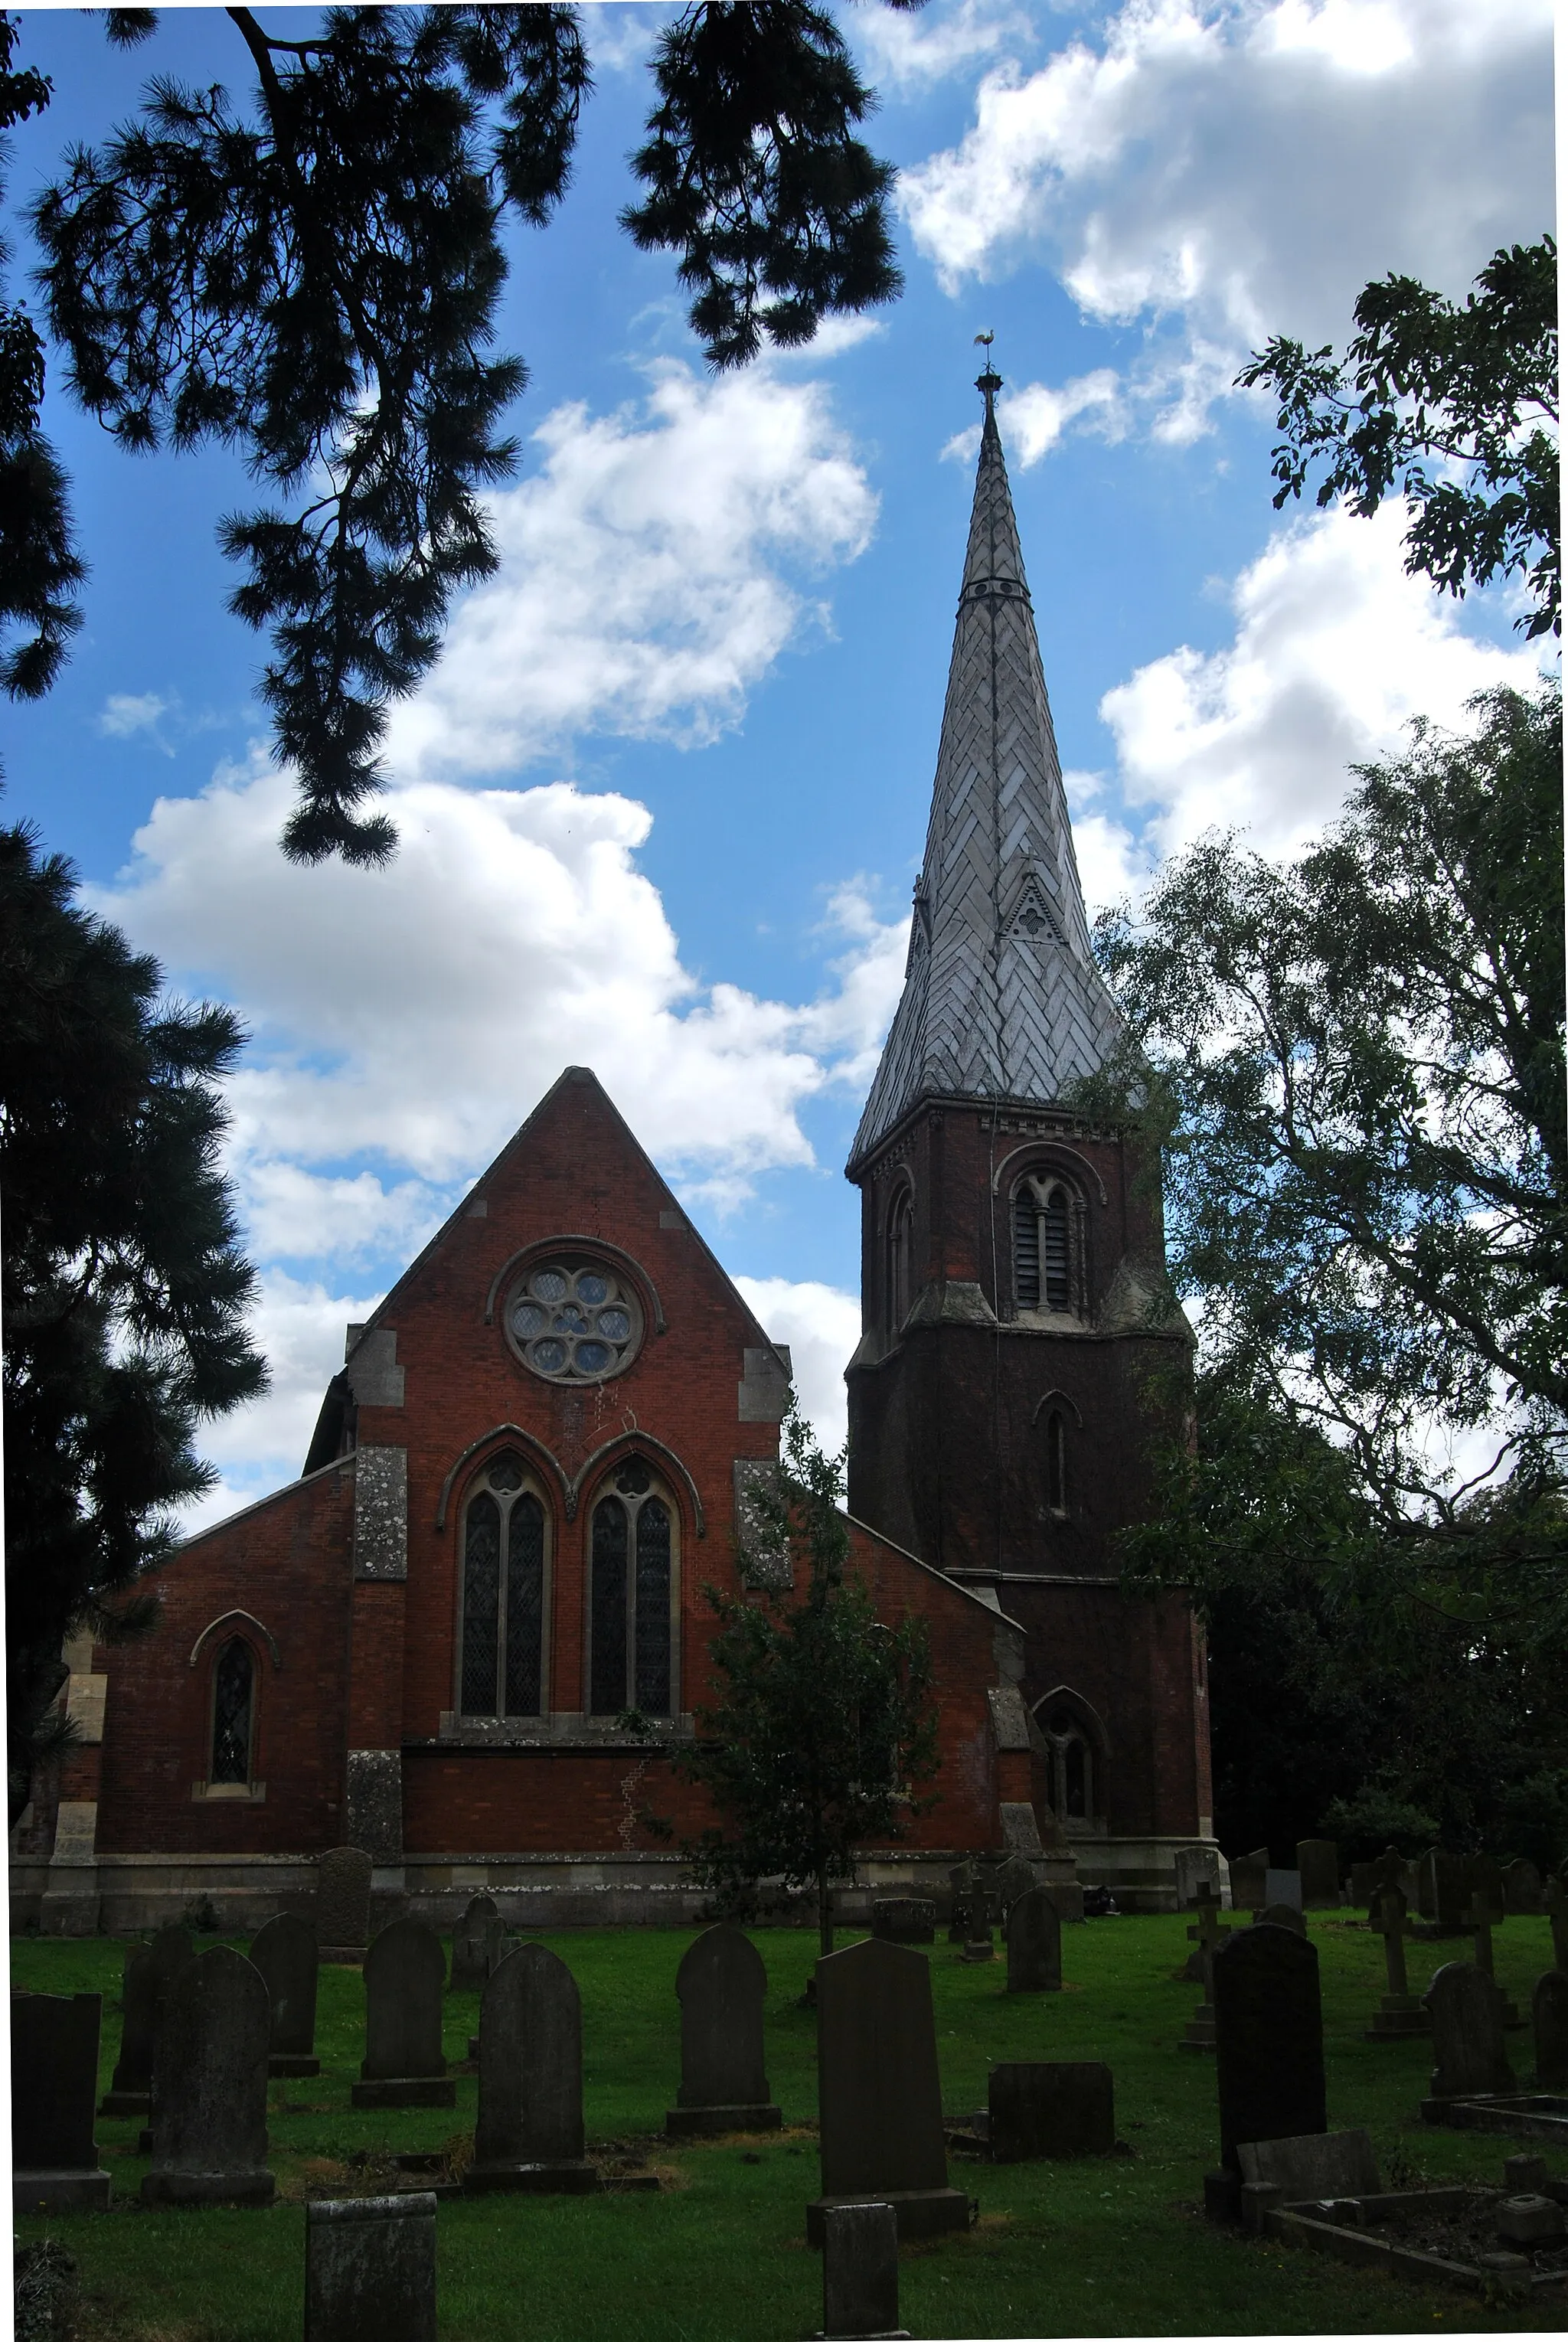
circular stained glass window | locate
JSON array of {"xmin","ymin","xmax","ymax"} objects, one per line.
[{"xmin": 503, "ymin": 1258, "xmax": 645, "ymax": 1384}]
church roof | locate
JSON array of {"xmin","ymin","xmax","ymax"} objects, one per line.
[{"xmin": 847, "ymin": 374, "xmax": 1123, "ymax": 1174}]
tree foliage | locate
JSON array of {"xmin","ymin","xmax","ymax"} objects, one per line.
[
  {"xmin": 1, "ymin": 822, "xmax": 266, "ymax": 1821},
  {"xmin": 674, "ymin": 1406, "xmax": 939, "ymax": 1952},
  {"xmin": 10, "ymin": 2, "xmax": 921, "ymax": 863},
  {"xmin": 1237, "ymin": 236, "xmax": 1559, "ymax": 639}
]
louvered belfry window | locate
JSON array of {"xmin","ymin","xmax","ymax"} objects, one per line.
[
  {"xmin": 459, "ymin": 1453, "xmax": 547, "ymax": 1719},
  {"xmin": 590, "ymin": 1460, "xmax": 675, "ymax": 1718},
  {"xmin": 1014, "ymin": 1175, "xmax": 1073, "ymax": 1312}
]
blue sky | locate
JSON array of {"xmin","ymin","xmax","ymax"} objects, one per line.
[{"xmin": 2, "ymin": 0, "xmax": 1554, "ymax": 1518}]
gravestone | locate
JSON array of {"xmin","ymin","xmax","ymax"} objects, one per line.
[
  {"xmin": 1348, "ymin": 1861, "xmax": 1377, "ymax": 1909},
  {"xmin": 1467, "ymin": 1852, "xmax": 1505, "ymax": 1911},
  {"xmin": 1503, "ymin": 1858, "xmax": 1544, "ymax": 1916},
  {"xmin": 666, "ymin": 1923, "xmax": 782, "ymax": 2137},
  {"xmin": 11, "ymin": 1993, "xmax": 112, "ymax": 2213},
  {"xmin": 466, "ymin": 1942, "xmax": 596, "ymax": 2191},
  {"xmin": 352, "ymin": 1918, "xmax": 456, "ymax": 2108},
  {"xmin": 1211, "ymin": 1923, "xmax": 1327, "ymax": 2177},
  {"xmin": 449, "ymin": 1894, "xmax": 501, "ymax": 1990},
  {"xmin": 100, "ymin": 1926, "xmax": 194, "ymax": 2115},
  {"xmin": 1462, "ymin": 1886, "xmax": 1523, "ymax": 2027},
  {"xmin": 1229, "ymin": 1849, "xmax": 1268, "ymax": 1912},
  {"xmin": 1236, "ymin": 2127, "xmax": 1379, "ymax": 2231},
  {"xmin": 1263, "ymin": 1869, "xmax": 1303, "ymax": 1912},
  {"xmin": 1253, "ymin": 1903, "xmax": 1306, "ymax": 1938},
  {"xmin": 141, "ymin": 1945, "xmax": 275, "ymax": 2205},
  {"xmin": 1419, "ymin": 1848, "xmax": 1467, "ymax": 1929},
  {"xmin": 994, "ymin": 1857, "xmax": 1038, "ymax": 1923},
  {"xmin": 1545, "ymin": 1872, "xmax": 1568, "ymax": 1972},
  {"xmin": 988, "ymin": 2063, "xmax": 1115, "ymax": 2161},
  {"xmin": 1533, "ymin": 1969, "xmax": 1568, "ymax": 2089},
  {"xmin": 1173, "ymin": 1846, "xmax": 1221, "ymax": 1909},
  {"xmin": 1296, "ymin": 1840, "xmax": 1341, "ymax": 1909},
  {"xmin": 1364, "ymin": 1884, "xmax": 1429, "ymax": 2039},
  {"xmin": 870, "ymin": 1899, "xmax": 936, "ymax": 1946},
  {"xmin": 1006, "ymin": 1886, "xmax": 1062, "ymax": 1994},
  {"xmin": 305, "ymin": 2191, "xmax": 437, "ymax": 2342},
  {"xmin": 1422, "ymin": 1961, "xmax": 1514, "ymax": 2109},
  {"xmin": 1181, "ymin": 1882, "xmax": 1228, "ymax": 2050},
  {"xmin": 807, "ymin": 1939, "xmax": 969, "ymax": 2242},
  {"xmin": 317, "ymin": 1846, "xmax": 374, "ymax": 1962},
  {"xmin": 946, "ymin": 1860, "xmax": 979, "ymax": 1945},
  {"xmin": 821, "ymin": 2201, "xmax": 903, "ymax": 2342},
  {"xmin": 250, "ymin": 1912, "xmax": 320, "ymax": 2077}
]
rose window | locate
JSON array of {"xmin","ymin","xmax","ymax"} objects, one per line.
[{"xmin": 504, "ymin": 1259, "xmax": 643, "ymax": 1383}]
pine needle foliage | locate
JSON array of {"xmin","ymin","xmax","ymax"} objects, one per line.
[{"xmin": 675, "ymin": 1404, "xmax": 939, "ymax": 1953}]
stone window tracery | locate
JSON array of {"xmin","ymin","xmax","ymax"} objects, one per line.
[
  {"xmin": 1036, "ymin": 1695, "xmax": 1102, "ymax": 1827},
  {"xmin": 459, "ymin": 1452, "xmax": 548, "ymax": 1719},
  {"xmin": 589, "ymin": 1460, "xmax": 677, "ymax": 1718},
  {"xmin": 1012, "ymin": 1173, "xmax": 1076, "ymax": 1315},
  {"xmin": 502, "ymin": 1257, "xmax": 644, "ymax": 1383}
]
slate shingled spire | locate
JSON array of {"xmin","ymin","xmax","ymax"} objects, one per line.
[{"xmin": 848, "ymin": 370, "xmax": 1122, "ymax": 1171}]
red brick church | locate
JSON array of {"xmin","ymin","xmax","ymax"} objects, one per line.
[{"xmin": 11, "ymin": 376, "xmax": 1213, "ymax": 1934}]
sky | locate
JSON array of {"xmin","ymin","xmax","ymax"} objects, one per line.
[{"xmin": 2, "ymin": 0, "xmax": 1555, "ymax": 1528}]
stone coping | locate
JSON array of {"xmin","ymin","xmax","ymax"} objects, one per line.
[{"xmin": 1265, "ymin": 2189, "xmax": 1568, "ymax": 2296}]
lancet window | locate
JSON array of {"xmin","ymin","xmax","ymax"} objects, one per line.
[
  {"xmin": 886, "ymin": 1182, "xmax": 913, "ymax": 1338},
  {"xmin": 459, "ymin": 1452, "xmax": 548, "ymax": 1719},
  {"xmin": 1012, "ymin": 1173, "xmax": 1075, "ymax": 1314},
  {"xmin": 589, "ymin": 1460, "xmax": 677, "ymax": 1719},
  {"xmin": 211, "ymin": 1637, "xmax": 255, "ymax": 1785}
]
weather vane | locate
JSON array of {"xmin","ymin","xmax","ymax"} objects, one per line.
[{"xmin": 974, "ymin": 328, "xmax": 1001, "ymax": 407}]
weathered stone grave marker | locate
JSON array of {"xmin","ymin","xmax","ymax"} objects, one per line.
[
  {"xmin": 1207, "ymin": 1920, "xmax": 1326, "ymax": 2220},
  {"xmin": 1533, "ymin": 1969, "xmax": 1568, "ymax": 2089},
  {"xmin": 870, "ymin": 1899, "xmax": 936, "ymax": 1945},
  {"xmin": 1421, "ymin": 1961, "xmax": 1514, "ymax": 2115},
  {"xmin": 946, "ymin": 1860, "xmax": 978, "ymax": 1945},
  {"xmin": 1252, "ymin": 1902, "xmax": 1306, "ymax": 1937},
  {"xmin": 12, "ymin": 1993, "xmax": 112, "ymax": 2213},
  {"xmin": 317, "ymin": 1845, "xmax": 374, "ymax": 1963},
  {"xmin": 1263, "ymin": 1868, "xmax": 1303, "ymax": 1912},
  {"xmin": 808, "ymin": 1939, "xmax": 968, "ymax": 2241},
  {"xmin": 1546, "ymin": 1872, "xmax": 1568, "ymax": 1971},
  {"xmin": 1462, "ymin": 1888, "xmax": 1523, "ymax": 2026},
  {"xmin": 1006, "ymin": 1886, "xmax": 1062, "ymax": 1994},
  {"xmin": 100, "ymin": 1926, "xmax": 194, "ymax": 2115},
  {"xmin": 1174, "ymin": 1845, "xmax": 1221, "ymax": 1910},
  {"xmin": 1181, "ymin": 1880, "xmax": 1227, "ymax": 2050},
  {"xmin": 1296, "ymin": 1839, "xmax": 1341, "ymax": 1909},
  {"xmin": 352, "ymin": 1918, "xmax": 456, "ymax": 2109},
  {"xmin": 250, "ymin": 1911, "xmax": 320, "ymax": 2076},
  {"xmin": 994, "ymin": 1855, "xmax": 1038, "ymax": 1922},
  {"xmin": 1504, "ymin": 1857, "xmax": 1544, "ymax": 1916},
  {"xmin": 142, "ymin": 1945, "xmax": 275, "ymax": 2205},
  {"xmin": 820, "ymin": 2201, "xmax": 905, "ymax": 2341},
  {"xmin": 466, "ymin": 1942, "xmax": 596, "ymax": 2191},
  {"xmin": 1236, "ymin": 2129, "xmax": 1379, "ymax": 2233},
  {"xmin": 1365, "ymin": 1883, "xmax": 1429, "ymax": 2039},
  {"xmin": 305, "ymin": 2191, "xmax": 437, "ymax": 2342},
  {"xmin": 1419, "ymin": 1848, "xmax": 1468, "ymax": 1930},
  {"xmin": 665, "ymin": 1923, "xmax": 782, "ymax": 2137},
  {"xmin": 988, "ymin": 2063, "xmax": 1115, "ymax": 2160},
  {"xmin": 449, "ymin": 1894, "xmax": 501, "ymax": 1990},
  {"xmin": 1229, "ymin": 1849, "xmax": 1268, "ymax": 1911}
]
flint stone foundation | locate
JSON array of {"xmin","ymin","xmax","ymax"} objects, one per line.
[{"xmin": 141, "ymin": 1945, "xmax": 275, "ymax": 2206}]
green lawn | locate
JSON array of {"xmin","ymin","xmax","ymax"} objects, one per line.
[{"xmin": 10, "ymin": 1913, "xmax": 1563, "ymax": 2340}]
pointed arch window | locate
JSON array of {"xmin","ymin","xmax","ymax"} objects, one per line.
[
  {"xmin": 1036, "ymin": 1695, "xmax": 1103, "ymax": 1827},
  {"xmin": 211, "ymin": 1638, "xmax": 255, "ymax": 1785},
  {"xmin": 1013, "ymin": 1174, "xmax": 1076, "ymax": 1314},
  {"xmin": 886, "ymin": 1183, "xmax": 913, "ymax": 1338},
  {"xmin": 1045, "ymin": 1409, "xmax": 1067, "ymax": 1514},
  {"xmin": 459, "ymin": 1452, "xmax": 549, "ymax": 1719},
  {"xmin": 590, "ymin": 1460, "xmax": 678, "ymax": 1718}
]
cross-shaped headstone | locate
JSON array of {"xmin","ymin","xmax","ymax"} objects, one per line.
[
  {"xmin": 1186, "ymin": 1880, "xmax": 1227, "ymax": 1994},
  {"xmin": 1371, "ymin": 1844, "xmax": 1405, "ymax": 1899},
  {"xmin": 1463, "ymin": 1887, "xmax": 1501, "ymax": 1979},
  {"xmin": 1370, "ymin": 1883, "xmax": 1413, "ymax": 1999}
]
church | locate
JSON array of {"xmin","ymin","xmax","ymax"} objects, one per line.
[{"xmin": 12, "ymin": 374, "xmax": 1214, "ymax": 1935}]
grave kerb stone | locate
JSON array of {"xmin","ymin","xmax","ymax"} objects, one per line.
[{"xmin": 305, "ymin": 2191, "xmax": 437, "ymax": 2342}]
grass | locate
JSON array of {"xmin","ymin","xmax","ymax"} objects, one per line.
[{"xmin": 10, "ymin": 1912, "xmax": 1565, "ymax": 2340}]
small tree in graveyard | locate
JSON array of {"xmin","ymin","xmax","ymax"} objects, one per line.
[{"xmin": 675, "ymin": 1403, "xmax": 939, "ymax": 1955}]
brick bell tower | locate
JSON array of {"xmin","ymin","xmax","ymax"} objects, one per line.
[{"xmin": 844, "ymin": 364, "xmax": 1214, "ymax": 1908}]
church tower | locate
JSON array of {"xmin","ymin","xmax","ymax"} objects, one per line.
[{"xmin": 845, "ymin": 367, "xmax": 1214, "ymax": 1902}]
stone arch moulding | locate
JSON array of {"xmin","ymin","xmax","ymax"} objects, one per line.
[
  {"xmin": 570, "ymin": 1431, "xmax": 705, "ymax": 1539},
  {"xmin": 990, "ymin": 1139, "xmax": 1107, "ymax": 1207},
  {"xmin": 188, "ymin": 1609, "xmax": 282, "ymax": 1672},
  {"xmin": 435, "ymin": 1424, "xmax": 570, "ymax": 1530},
  {"xmin": 1031, "ymin": 1387, "xmax": 1084, "ymax": 1427},
  {"xmin": 1032, "ymin": 1682, "xmax": 1112, "ymax": 1758},
  {"xmin": 482, "ymin": 1236, "xmax": 667, "ymax": 1334}
]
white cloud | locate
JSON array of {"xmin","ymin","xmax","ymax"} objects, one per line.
[
  {"xmin": 98, "ymin": 691, "xmax": 173, "ymax": 744},
  {"xmin": 387, "ymin": 364, "xmax": 877, "ymax": 779},
  {"xmin": 733, "ymin": 1276, "xmax": 862, "ymax": 1461},
  {"xmin": 945, "ymin": 367, "xmax": 1128, "ymax": 467},
  {"xmin": 855, "ymin": 0, "xmax": 1029, "ymax": 90},
  {"xmin": 901, "ymin": 0, "xmax": 1551, "ymax": 423},
  {"xmin": 1099, "ymin": 502, "xmax": 1544, "ymax": 861}
]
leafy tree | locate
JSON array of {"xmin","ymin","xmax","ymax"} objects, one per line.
[
  {"xmin": 2, "ymin": 822, "xmax": 266, "ymax": 1823},
  {"xmin": 6, "ymin": 1, "xmax": 920, "ymax": 863},
  {"xmin": 1237, "ymin": 237, "xmax": 1558, "ymax": 639},
  {"xmin": 1093, "ymin": 681, "xmax": 1567, "ymax": 1860},
  {"xmin": 674, "ymin": 1405, "xmax": 939, "ymax": 1953}
]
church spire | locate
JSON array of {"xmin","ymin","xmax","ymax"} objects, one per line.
[{"xmin": 847, "ymin": 369, "xmax": 1122, "ymax": 1172}]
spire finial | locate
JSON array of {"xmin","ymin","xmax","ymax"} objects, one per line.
[{"xmin": 974, "ymin": 329, "xmax": 1001, "ymax": 416}]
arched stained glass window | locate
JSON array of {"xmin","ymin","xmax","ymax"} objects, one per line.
[
  {"xmin": 1014, "ymin": 1175, "xmax": 1076, "ymax": 1314},
  {"xmin": 590, "ymin": 1462, "xmax": 678, "ymax": 1719},
  {"xmin": 211, "ymin": 1638, "xmax": 253, "ymax": 1784},
  {"xmin": 459, "ymin": 1457, "xmax": 549, "ymax": 1719}
]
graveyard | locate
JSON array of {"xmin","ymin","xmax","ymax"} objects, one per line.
[{"xmin": 12, "ymin": 1906, "xmax": 1566, "ymax": 2340}]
